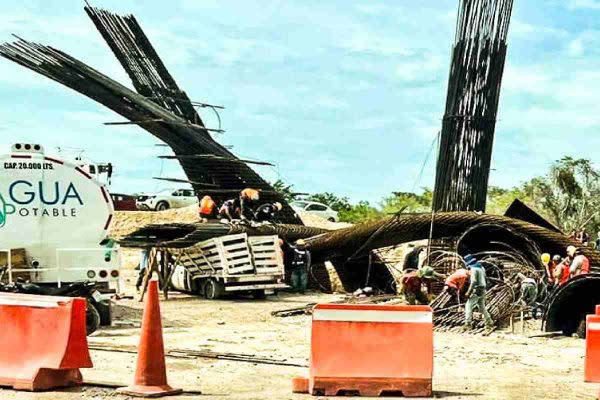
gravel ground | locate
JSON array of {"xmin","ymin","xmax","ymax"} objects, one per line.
[{"xmin": 0, "ymin": 270, "xmax": 597, "ymax": 399}]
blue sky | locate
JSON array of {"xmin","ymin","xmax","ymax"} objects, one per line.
[{"xmin": 0, "ymin": 0, "xmax": 598, "ymax": 205}]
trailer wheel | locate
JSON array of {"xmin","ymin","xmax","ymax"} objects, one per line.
[
  {"xmin": 204, "ymin": 279, "xmax": 224, "ymax": 300},
  {"xmin": 86, "ymin": 301, "xmax": 101, "ymax": 336},
  {"xmin": 252, "ymin": 290, "xmax": 267, "ymax": 300}
]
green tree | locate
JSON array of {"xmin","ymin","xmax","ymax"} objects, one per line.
[
  {"xmin": 380, "ymin": 189, "xmax": 432, "ymax": 215},
  {"xmin": 338, "ymin": 201, "xmax": 382, "ymax": 223},
  {"xmin": 520, "ymin": 157, "xmax": 600, "ymax": 233},
  {"xmin": 271, "ymin": 179, "xmax": 296, "ymax": 203},
  {"xmin": 307, "ymin": 192, "xmax": 352, "ymax": 212}
]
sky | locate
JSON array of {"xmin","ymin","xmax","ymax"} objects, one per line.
[{"xmin": 0, "ymin": 0, "xmax": 598, "ymax": 205}]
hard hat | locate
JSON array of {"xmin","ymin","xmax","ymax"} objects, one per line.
[
  {"xmin": 567, "ymin": 245, "xmax": 577, "ymax": 257},
  {"xmin": 552, "ymin": 255, "xmax": 561, "ymax": 262},
  {"xmin": 274, "ymin": 202, "xmax": 283, "ymax": 211},
  {"xmin": 241, "ymin": 188, "xmax": 260, "ymax": 200},
  {"xmin": 418, "ymin": 266, "xmax": 435, "ymax": 279},
  {"xmin": 296, "ymin": 239, "xmax": 306, "ymax": 246},
  {"xmin": 541, "ymin": 253, "xmax": 551, "ymax": 264},
  {"xmin": 463, "ymin": 254, "xmax": 477, "ymax": 266}
]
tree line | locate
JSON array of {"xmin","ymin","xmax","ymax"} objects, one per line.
[{"xmin": 273, "ymin": 157, "xmax": 600, "ymax": 235}]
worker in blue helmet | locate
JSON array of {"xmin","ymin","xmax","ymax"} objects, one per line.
[{"xmin": 463, "ymin": 254, "xmax": 494, "ymax": 330}]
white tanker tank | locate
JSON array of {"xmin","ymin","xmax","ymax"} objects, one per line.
[{"xmin": 0, "ymin": 143, "xmax": 120, "ymax": 285}]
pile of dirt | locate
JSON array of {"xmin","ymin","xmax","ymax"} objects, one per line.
[
  {"xmin": 109, "ymin": 205, "xmax": 351, "ymax": 240},
  {"xmin": 109, "ymin": 205, "xmax": 199, "ymax": 240},
  {"xmin": 297, "ymin": 212, "xmax": 352, "ymax": 230}
]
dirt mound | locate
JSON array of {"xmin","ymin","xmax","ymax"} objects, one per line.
[
  {"xmin": 109, "ymin": 204, "xmax": 199, "ymax": 240},
  {"xmin": 297, "ymin": 212, "xmax": 351, "ymax": 230}
]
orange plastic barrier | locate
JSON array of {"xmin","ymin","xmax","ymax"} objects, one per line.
[
  {"xmin": 0, "ymin": 292, "xmax": 92, "ymax": 391},
  {"xmin": 596, "ymin": 305, "xmax": 600, "ymax": 315},
  {"xmin": 293, "ymin": 304, "xmax": 433, "ymax": 397},
  {"xmin": 585, "ymin": 314, "xmax": 600, "ymax": 382}
]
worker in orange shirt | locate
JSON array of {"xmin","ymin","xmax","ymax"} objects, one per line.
[
  {"xmin": 239, "ymin": 188, "xmax": 260, "ymax": 220},
  {"xmin": 443, "ymin": 268, "xmax": 470, "ymax": 303},
  {"xmin": 198, "ymin": 195, "xmax": 217, "ymax": 222}
]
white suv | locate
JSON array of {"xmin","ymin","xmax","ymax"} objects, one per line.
[
  {"xmin": 136, "ymin": 189, "xmax": 197, "ymax": 211},
  {"xmin": 291, "ymin": 201, "xmax": 339, "ymax": 222}
]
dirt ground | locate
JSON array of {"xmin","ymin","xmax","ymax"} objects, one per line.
[{"xmin": 0, "ymin": 268, "xmax": 597, "ymax": 400}]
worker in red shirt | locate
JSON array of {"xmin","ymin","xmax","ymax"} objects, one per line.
[
  {"xmin": 401, "ymin": 266, "xmax": 444, "ymax": 305},
  {"xmin": 443, "ymin": 268, "xmax": 470, "ymax": 303},
  {"xmin": 568, "ymin": 245, "xmax": 590, "ymax": 277},
  {"xmin": 553, "ymin": 256, "xmax": 571, "ymax": 287}
]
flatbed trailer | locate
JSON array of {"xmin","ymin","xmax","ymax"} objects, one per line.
[{"xmin": 169, "ymin": 233, "xmax": 287, "ymax": 299}]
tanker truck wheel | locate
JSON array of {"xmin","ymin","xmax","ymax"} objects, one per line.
[
  {"xmin": 155, "ymin": 201, "xmax": 170, "ymax": 211},
  {"xmin": 86, "ymin": 301, "xmax": 101, "ymax": 335},
  {"xmin": 204, "ymin": 279, "xmax": 224, "ymax": 300}
]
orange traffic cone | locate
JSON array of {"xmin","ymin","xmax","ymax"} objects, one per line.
[{"xmin": 117, "ymin": 279, "xmax": 182, "ymax": 398}]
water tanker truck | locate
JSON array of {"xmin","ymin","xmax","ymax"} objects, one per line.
[{"xmin": 0, "ymin": 143, "xmax": 120, "ymax": 326}]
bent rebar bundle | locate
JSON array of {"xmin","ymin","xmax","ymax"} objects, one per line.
[
  {"xmin": 0, "ymin": 6, "xmax": 302, "ymax": 224},
  {"xmin": 303, "ymin": 212, "xmax": 600, "ymax": 267},
  {"xmin": 432, "ymin": 0, "xmax": 514, "ymax": 212}
]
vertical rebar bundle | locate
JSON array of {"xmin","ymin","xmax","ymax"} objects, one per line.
[{"xmin": 432, "ymin": 0, "xmax": 514, "ymax": 212}]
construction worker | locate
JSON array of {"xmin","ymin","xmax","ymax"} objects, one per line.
[
  {"xmin": 517, "ymin": 273, "xmax": 539, "ymax": 317},
  {"xmin": 403, "ymin": 245, "xmax": 423, "ymax": 271},
  {"xmin": 239, "ymin": 188, "xmax": 260, "ymax": 220},
  {"xmin": 401, "ymin": 266, "xmax": 443, "ymax": 305},
  {"xmin": 444, "ymin": 268, "xmax": 470, "ymax": 303},
  {"xmin": 290, "ymin": 239, "xmax": 311, "ymax": 293},
  {"xmin": 568, "ymin": 245, "xmax": 590, "ymax": 277},
  {"xmin": 553, "ymin": 255, "xmax": 570, "ymax": 287},
  {"xmin": 541, "ymin": 253, "xmax": 553, "ymax": 284},
  {"xmin": 254, "ymin": 202, "xmax": 283, "ymax": 222},
  {"xmin": 218, "ymin": 199, "xmax": 239, "ymax": 221},
  {"xmin": 135, "ymin": 248, "xmax": 150, "ymax": 292},
  {"xmin": 546, "ymin": 254, "xmax": 561, "ymax": 292},
  {"xmin": 463, "ymin": 254, "xmax": 494, "ymax": 330},
  {"xmin": 198, "ymin": 195, "xmax": 217, "ymax": 222}
]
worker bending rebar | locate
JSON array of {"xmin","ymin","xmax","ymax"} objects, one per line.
[
  {"xmin": 401, "ymin": 266, "xmax": 444, "ymax": 305},
  {"xmin": 463, "ymin": 255, "xmax": 494, "ymax": 330}
]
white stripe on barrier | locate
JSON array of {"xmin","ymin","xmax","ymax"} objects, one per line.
[
  {"xmin": 589, "ymin": 322, "xmax": 600, "ymax": 331},
  {"xmin": 313, "ymin": 308, "xmax": 432, "ymax": 323},
  {"xmin": 0, "ymin": 298, "xmax": 59, "ymax": 308}
]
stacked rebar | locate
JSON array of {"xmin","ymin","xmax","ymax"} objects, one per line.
[
  {"xmin": 432, "ymin": 0, "xmax": 514, "ymax": 212},
  {"xmin": 433, "ymin": 284, "xmax": 516, "ymax": 333}
]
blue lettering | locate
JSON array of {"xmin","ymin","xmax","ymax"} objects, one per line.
[
  {"xmin": 39, "ymin": 181, "xmax": 60, "ymax": 205},
  {"xmin": 9, "ymin": 180, "xmax": 34, "ymax": 205},
  {"xmin": 62, "ymin": 182, "xmax": 83, "ymax": 206}
]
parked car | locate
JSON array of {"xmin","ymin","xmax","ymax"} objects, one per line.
[
  {"xmin": 291, "ymin": 200, "xmax": 339, "ymax": 222},
  {"xmin": 110, "ymin": 193, "xmax": 137, "ymax": 211},
  {"xmin": 136, "ymin": 188, "xmax": 197, "ymax": 211}
]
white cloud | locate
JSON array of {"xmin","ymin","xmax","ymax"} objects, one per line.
[
  {"xmin": 502, "ymin": 65, "xmax": 553, "ymax": 95},
  {"xmin": 396, "ymin": 52, "xmax": 444, "ymax": 82},
  {"xmin": 567, "ymin": 0, "xmax": 600, "ymax": 9},
  {"xmin": 510, "ymin": 20, "xmax": 568, "ymax": 39}
]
